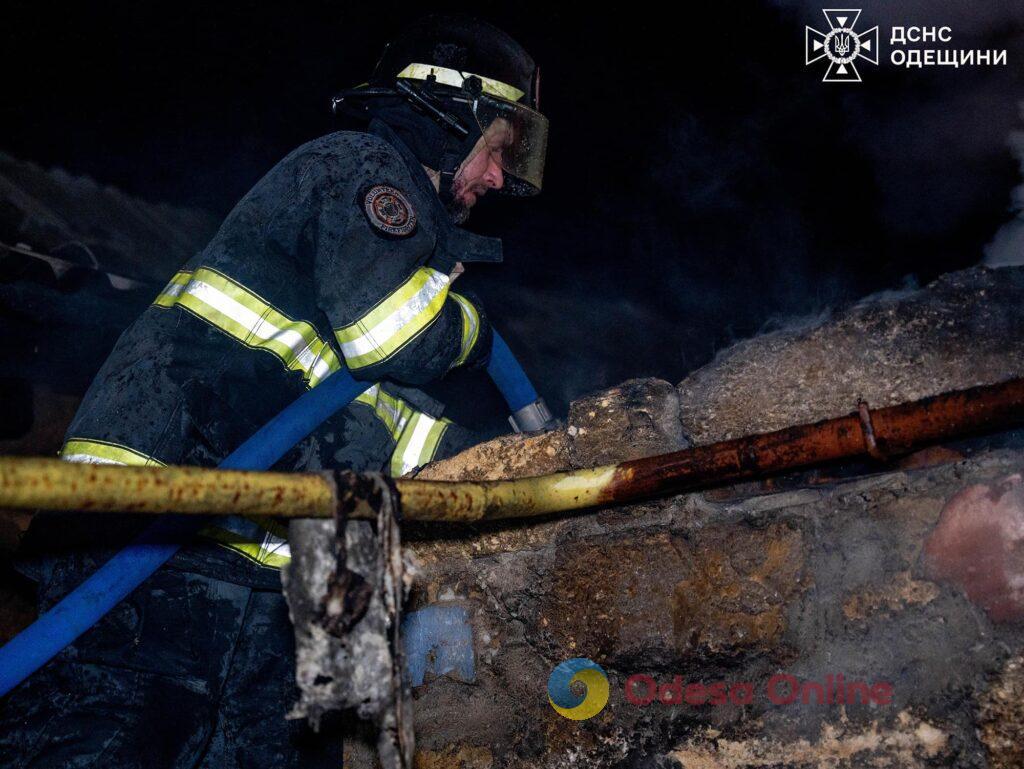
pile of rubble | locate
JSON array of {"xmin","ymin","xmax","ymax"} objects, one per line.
[{"xmin": 330, "ymin": 265, "xmax": 1024, "ymax": 768}]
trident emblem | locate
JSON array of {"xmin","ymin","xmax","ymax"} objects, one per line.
[{"xmin": 805, "ymin": 9, "xmax": 879, "ymax": 83}]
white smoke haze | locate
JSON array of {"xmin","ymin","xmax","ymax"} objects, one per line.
[
  {"xmin": 773, "ymin": 0, "xmax": 1024, "ymax": 263},
  {"xmin": 985, "ymin": 107, "xmax": 1024, "ymax": 268}
]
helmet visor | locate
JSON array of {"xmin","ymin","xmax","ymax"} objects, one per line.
[{"xmin": 471, "ymin": 94, "xmax": 548, "ymax": 195}]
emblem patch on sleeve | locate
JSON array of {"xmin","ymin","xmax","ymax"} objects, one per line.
[{"xmin": 362, "ymin": 184, "xmax": 417, "ymax": 237}]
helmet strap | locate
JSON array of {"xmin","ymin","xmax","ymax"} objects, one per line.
[
  {"xmin": 336, "ymin": 79, "xmax": 483, "ymax": 211},
  {"xmin": 437, "ymin": 141, "xmax": 464, "ymax": 206}
]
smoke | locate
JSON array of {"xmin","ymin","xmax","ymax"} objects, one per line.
[
  {"xmin": 985, "ymin": 110, "xmax": 1024, "ymax": 267},
  {"xmin": 773, "ymin": 0, "xmax": 1024, "ymax": 242},
  {"xmin": 466, "ymin": 0, "xmax": 1024, "ymax": 421},
  {"xmin": 4, "ymin": 1, "xmax": 1022, "ymax": 425}
]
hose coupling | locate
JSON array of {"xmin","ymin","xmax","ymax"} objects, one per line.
[{"xmin": 509, "ymin": 398, "xmax": 557, "ymax": 433}]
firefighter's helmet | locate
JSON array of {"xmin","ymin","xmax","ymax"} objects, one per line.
[{"xmin": 334, "ymin": 15, "xmax": 548, "ymax": 196}]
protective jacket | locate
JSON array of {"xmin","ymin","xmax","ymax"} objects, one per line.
[
  {"xmin": 54, "ymin": 118, "xmax": 498, "ymax": 578},
  {"xmin": 3, "ymin": 119, "xmax": 506, "ymax": 769}
]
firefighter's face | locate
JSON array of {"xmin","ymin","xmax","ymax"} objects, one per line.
[{"xmin": 452, "ymin": 121, "xmax": 509, "ymax": 207}]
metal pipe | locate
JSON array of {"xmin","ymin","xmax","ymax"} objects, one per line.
[
  {"xmin": 3, "ymin": 378, "xmax": 1024, "ymax": 522},
  {"xmin": 0, "ymin": 458, "xmax": 337, "ymax": 517}
]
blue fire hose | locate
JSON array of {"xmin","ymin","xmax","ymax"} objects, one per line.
[
  {"xmin": 487, "ymin": 332, "xmax": 536, "ymax": 410},
  {"xmin": 487, "ymin": 332, "xmax": 553, "ymax": 432},
  {"xmin": 0, "ymin": 331, "xmax": 546, "ymax": 697}
]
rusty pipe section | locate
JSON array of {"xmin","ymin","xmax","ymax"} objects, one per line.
[
  {"xmin": 592, "ymin": 376, "xmax": 1024, "ymax": 509},
  {"xmin": 2, "ymin": 378, "xmax": 1024, "ymax": 522},
  {"xmin": 397, "ymin": 377, "xmax": 1024, "ymax": 520}
]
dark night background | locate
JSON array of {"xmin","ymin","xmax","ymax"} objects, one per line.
[{"xmin": 3, "ymin": 0, "xmax": 1023, "ymax": 432}]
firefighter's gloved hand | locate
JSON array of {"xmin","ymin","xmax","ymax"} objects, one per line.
[{"xmin": 509, "ymin": 398, "xmax": 559, "ymax": 434}]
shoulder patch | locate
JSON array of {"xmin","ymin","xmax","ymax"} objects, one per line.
[{"xmin": 362, "ymin": 184, "xmax": 417, "ymax": 238}]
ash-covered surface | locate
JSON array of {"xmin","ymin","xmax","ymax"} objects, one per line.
[
  {"xmin": 283, "ymin": 518, "xmax": 395, "ymax": 726},
  {"xmin": 398, "ymin": 445, "xmax": 1024, "ymax": 769},
  {"xmin": 0, "ymin": 152, "xmax": 217, "ymax": 283},
  {"xmin": 677, "ymin": 265, "xmax": 1024, "ymax": 445},
  {"xmin": 284, "ymin": 471, "xmax": 418, "ymax": 768},
  {"xmin": 399, "ymin": 436, "xmax": 1024, "ymax": 765},
  {"xmin": 321, "ymin": 264, "xmax": 1024, "ymax": 767},
  {"xmin": 0, "ymin": 152, "xmax": 219, "ymax": 450}
]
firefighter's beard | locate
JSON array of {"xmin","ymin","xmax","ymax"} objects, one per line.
[
  {"xmin": 420, "ymin": 163, "xmax": 471, "ymax": 224},
  {"xmin": 446, "ymin": 192, "xmax": 471, "ymax": 225}
]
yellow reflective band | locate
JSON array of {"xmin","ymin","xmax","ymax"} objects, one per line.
[
  {"xmin": 334, "ymin": 267, "xmax": 450, "ymax": 370},
  {"xmin": 200, "ymin": 518, "xmax": 292, "ymax": 569},
  {"xmin": 354, "ymin": 384, "xmax": 414, "ymax": 441},
  {"xmin": 390, "ymin": 411, "xmax": 450, "ymax": 477},
  {"xmin": 397, "ymin": 63, "xmax": 525, "ymax": 102},
  {"xmin": 449, "ymin": 292, "xmax": 480, "ymax": 368},
  {"xmin": 60, "ymin": 438, "xmax": 291, "ymax": 569},
  {"xmin": 351, "ymin": 385, "xmax": 450, "ymax": 477},
  {"xmin": 154, "ymin": 268, "xmax": 341, "ymax": 388},
  {"xmin": 154, "ymin": 271, "xmax": 192, "ymax": 308},
  {"xmin": 60, "ymin": 438, "xmax": 165, "ymax": 467}
]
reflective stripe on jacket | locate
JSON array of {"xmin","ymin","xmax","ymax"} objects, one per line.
[{"xmin": 58, "ymin": 120, "xmax": 496, "ymax": 570}]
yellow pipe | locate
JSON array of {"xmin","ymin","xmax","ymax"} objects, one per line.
[
  {"xmin": 4, "ymin": 377, "xmax": 1024, "ymax": 523},
  {"xmin": 0, "ymin": 457, "xmax": 336, "ymax": 517},
  {"xmin": 394, "ymin": 465, "xmax": 620, "ymax": 522},
  {"xmin": 0, "ymin": 457, "xmax": 621, "ymax": 522}
]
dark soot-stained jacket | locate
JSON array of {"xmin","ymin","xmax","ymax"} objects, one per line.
[{"xmin": 57, "ymin": 119, "xmax": 498, "ymax": 574}]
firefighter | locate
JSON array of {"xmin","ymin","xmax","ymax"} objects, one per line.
[{"xmin": 1, "ymin": 15, "xmax": 548, "ymax": 767}]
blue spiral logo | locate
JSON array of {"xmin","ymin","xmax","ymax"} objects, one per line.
[{"xmin": 547, "ymin": 657, "xmax": 609, "ymax": 720}]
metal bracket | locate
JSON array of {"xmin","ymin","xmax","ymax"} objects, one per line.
[{"xmin": 858, "ymin": 400, "xmax": 888, "ymax": 461}]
